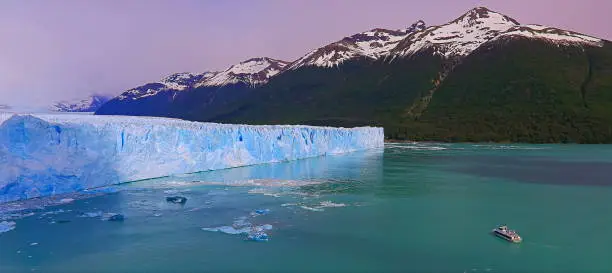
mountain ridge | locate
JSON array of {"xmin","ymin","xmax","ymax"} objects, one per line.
[
  {"xmin": 95, "ymin": 7, "xmax": 612, "ymax": 143},
  {"xmin": 52, "ymin": 95, "xmax": 112, "ymax": 112}
]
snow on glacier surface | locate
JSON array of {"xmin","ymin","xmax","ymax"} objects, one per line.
[{"xmin": 0, "ymin": 114, "xmax": 383, "ymax": 203}]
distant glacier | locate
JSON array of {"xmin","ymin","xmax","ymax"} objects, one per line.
[{"xmin": 0, "ymin": 114, "xmax": 383, "ymax": 203}]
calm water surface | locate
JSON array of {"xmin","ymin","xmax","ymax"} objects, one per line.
[{"xmin": 1, "ymin": 143, "xmax": 611, "ymax": 273}]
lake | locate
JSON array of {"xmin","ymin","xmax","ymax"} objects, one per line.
[{"xmin": 1, "ymin": 143, "xmax": 611, "ymax": 272}]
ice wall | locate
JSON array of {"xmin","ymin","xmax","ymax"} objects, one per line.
[{"xmin": 0, "ymin": 114, "xmax": 383, "ymax": 203}]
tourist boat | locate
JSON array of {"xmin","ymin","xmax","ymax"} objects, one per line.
[{"xmin": 492, "ymin": 225, "xmax": 522, "ymax": 243}]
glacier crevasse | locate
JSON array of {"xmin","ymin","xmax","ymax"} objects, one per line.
[{"xmin": 0, "ymin": 114, "xmax": 383, "ymax": 203}]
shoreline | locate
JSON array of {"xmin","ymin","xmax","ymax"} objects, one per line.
[{"xmin": 382, "ymin": 139, "xmax": 578, "ymax": 144}]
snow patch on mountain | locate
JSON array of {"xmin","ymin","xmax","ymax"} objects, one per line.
[
  {"xmin": 197, "ymin": 57, "xmax": 289, "ymax": 87},
  {"xmin": 117, "ymin": 72, "xmax": 216, "ymax": 101},
  {"xmin": 288, "ymin": 20, "xmax": 427, "ymax": 69},
  {"xmin": 394, "ymin": 7, "xmax": 519, "ymax": 58},
  {"xmin": 52, "ymin": 95, "xmax": 112, "ymax": 112},
  {"xmin": 393, "ymin": 7, "xmax": 604, "ymax": 59},
  {"xmin": 111, "ymin": 58, "xmax": 288, "ymax": 103},
  {"xmin": 493, "ymin": 24, "xmax": 603, "ymax": 46}
]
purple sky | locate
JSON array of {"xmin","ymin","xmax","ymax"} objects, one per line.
[{"xmin": 1, "ymin": 0, "xmax": 610, "ymax": 108}]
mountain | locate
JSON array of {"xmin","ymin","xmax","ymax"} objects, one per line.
[
  {"xmin": 95, "ymin": 23, "xmax": 426, "ymax": 119},
  {"xmin": 52, "ymin": 95, "xmax": 112, "ymax": 112},
  {"xmin": 95, "ymin": 57, "xmax": 288, "ymax": 117},
  {"xmin": 197, "ymin": 57, "xmax": 289, "ymax": 87},
  {"xmin": 97, "ymin": 7, "xmax": 612, "ymax": 143},
  {"xmin": 287, "ymin": 20, "xmax": 426, "ymax": 69}
]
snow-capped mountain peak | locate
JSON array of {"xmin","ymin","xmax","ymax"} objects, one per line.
[
  {"xmin": 113, "ymin": 58, "xmax": 288, "ymax": 102},
  {"xmin": 197, "ymin": 57, "xmax": 290, "ymax": 87},
  {"xmin": 392, "ymin": 7, "xmax": 604, "ymax": 59},
  {"xmin": 406, "ymin": 20, "xmax": 427, "ymax": 33},
  {"xmin": 52, "ymin": 95, "xmax": 112, "ymax": 112},
  {"xmin": 393, "ymin": 7, "xmax": 520, "ymax": 58},
  {"xmin": 159, "ymin": 72, "xmax": 217, "ymax": 90},
  {"xmin": 117, "ymin": 72, "xmax": 217, "ymax": 101},
  {"xmin": 287, "ymin": 20, "xmax": 427, "ymax": 69}
]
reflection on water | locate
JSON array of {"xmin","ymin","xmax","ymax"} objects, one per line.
[{"xmin": 131, "ymin": 148, "xmax": 384, "ymax": 190}]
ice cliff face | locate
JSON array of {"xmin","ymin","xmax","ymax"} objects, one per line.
[{"xmin": 0, "ymin": 114, "xmax": 383, "ymax": 203}]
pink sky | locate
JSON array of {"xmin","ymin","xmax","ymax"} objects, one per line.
[{"xmin": 0, "ymin": 0, "xmax": 610, "ymax": 108}]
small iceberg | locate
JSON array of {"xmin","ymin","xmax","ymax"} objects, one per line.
[
  {"xmin": 41, "ymin": 209, "xmax": 66, "ymax": 217},
  {"xmin": 166, "ymin": 196, "xmax": 188, "ymax": 204},
  {"xmin": 102, "ymin": 213, "xmax": 125, "ymax": 222},
  {"xmin": 247, "ymin": 225, "xmax": 273, "ymax": 242},
  {"xmin": 78, "ymin": 211, "xmax": 124, "ymax": 221},
  {"xmin": 202, "ymin": 216, "xmax": 273, "ymax": 242},
  {"xmin": 201, "ymin": 226, "xmax": 252, "ymax": 235},
  {"xmin": 58, "ymin": 198, "xmax": 75, "ymax": 204},
  {"xmin": 300, "ymin": 206, "xmax": 324, "ymax": 212},
  {"xmin": 318, "ymin": 201, "xmax": 346, "ymax": 208},
  {"xmin": 250, "ymin": 209, "xmax": 270, "ymax": 217},
  {"xmin": 0, "ymin": 221, "xmax": 16, "ymax": 234},
  {"xmin": 247, "ymin": 231, "xmax": 269, "ymax": 242},
  {"xmin": 78, "ymin": 211, "xmax": 103, "ymax": 218},
  {"xmin": 299, "ymin": 201, "xmax": 347, "ymax": 212},
  {"xmin": 1, "ymin": 212, "xmax": 35, "ymax": 221}
]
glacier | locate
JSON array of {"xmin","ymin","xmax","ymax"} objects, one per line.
[{"xmin": 0, "ymin": 113, "xmax": 383, "ymax": 203}]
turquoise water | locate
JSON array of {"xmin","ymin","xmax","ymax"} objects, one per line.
[{"xmin": 1, "ymin": 143, "xmax": 612, "ymax": 272}]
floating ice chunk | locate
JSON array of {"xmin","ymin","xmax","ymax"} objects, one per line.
[
  {"xmin": 166, "ymin": 196, "xmax": 187, "ymax": 204},
  {"xmin": 318, "ymin": 201, "xmax": 346, "ymax": 208},
  {"xmin": 202, "ymin": 216, "xmax": 273, "ymax": 241},
  {"xmin": 246, "ymin": 225, "xmax": 272, "ymax": 242},
  {"xmin": 202, "ymin": 226, "xmax": 252, "ymax": 235},
  {"xmin": 41, "ymin": 209, "xmax": 65, "ymax": 217},
  {"xmin": 101, "ymin": 213, "xmax": 125, "ymax": 221},
  {"xmin": 251, "ymin": 209, "xmax": 270, "ymax": 217},
  {"xmin": 0, "ymin": 221, "xmax": 16, "ymax": 234},
  {"xmin": 247, "ymin": 231, "xmax": 269, "ymax": 242},
  {"xmin": 202, "ymin": 216, "xmax": 255, "ymax": 234},
  {"xmin": 300, "ymin": 206, "xmax": 324, "ymax": 212},
  {"xmin": 232, "ymin": 217, "xmax": 252, "ymax": 229},
  {"xmin": 260, "ymin": 224, "xmax": 273, "ymax": 230},
  {"xmin": 79, "ymin": 211, "xmax": 103, "ymax": 218},
  {"xmin": 1, "ymin": 212, "xmax": 35, "ymax": 221},
  {"xmin": 58, "ymin": 198, "xmax": 75, "ymax": 204},
  {"xmin": 255, "ymin": 209, "xmax": 270, "ymax": 214}
]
